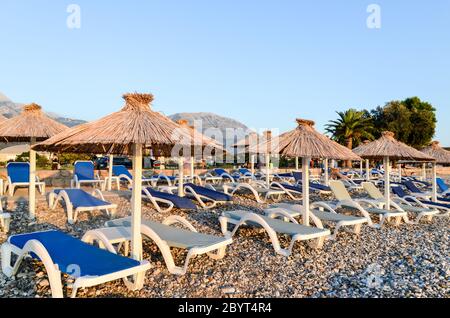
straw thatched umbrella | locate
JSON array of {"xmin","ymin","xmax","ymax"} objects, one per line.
[
  {"xmin": 249, "ymin": 119, "xmax": 361, "ymax": 226},
  {"xmin": 0, "ymin": 114, "xmax": 7, "ymax": 123},
  {"xmin": 0, "ymin": 104, "xmax": 67, "ymax": 218},
  {"xmin": 176, "ymin": 119, "xmax": 226, "ymax": 186},
  {"xmin": 34, "ymin": 93, "xmax": 196, "ymax": 265},
  {"xmin": 353, "ymin": 131, "xmax": 435, "ymax": 206},
  {"xmin": 421, "ymin": 141, "xmax": 450, "ymax": 164}
]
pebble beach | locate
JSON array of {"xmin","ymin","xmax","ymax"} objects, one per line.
[{"xmin": 0, "ymin": 188, "xmax": 448, "ymax": 299}]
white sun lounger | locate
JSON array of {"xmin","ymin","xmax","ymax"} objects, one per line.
[
  {"xmin": 329, "ymin": 180, "xmax": 408, "ymax": 229},
  {"xmin": 362, "ymin": 182, "xmax": 439, "ymax": 224},
  {"xmin": 229, "ymin": 181, "xmax": 287, "ymax": 203},
  {"xmin": 48, "ymin": 188, "xmax": 117, "ymax": 224},
  {"xmin": 1, "ymin": 230, "xmax": 150, "ymax": 298},
  {"xmin": 266, "ymin": 203, "xmax": 367, "ymax": 240},
  {"xmin": 219, "ymin": 210, "xmax": 330, "ymax": 257},
  {"xmin": 84, "ymin": 216, "xmax": 232, "ymax": 275},
  {"xmin": 0, "ymin": 201, "xmax": 11, "ymax": 232}
]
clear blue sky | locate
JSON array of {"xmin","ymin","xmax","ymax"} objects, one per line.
[{"xmin": 1, "ymin": 0, "xmax": 449, "ymax": 144}]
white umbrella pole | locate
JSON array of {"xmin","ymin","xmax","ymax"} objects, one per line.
[
  {"xmin": 398, "ymin": 163, "xmax": 402, "ymax": 183},
  {"xmin": 422, "ymin": 163, "xmax": 427, "ymax": 181},
  {"xmin": 295, "ymin": 157, "xmax": 299, "ymax": 170},
  {"xmin": 131, "ymin": 143, "xmax": 143, "ymax": 261},
  {"xmin": 250, "ymin": 154, "xmax": 255, "ymax": 176},
  {"xmin": 324, "ymin": 159, "xmax": 329, "ymax": 186},
  {"xmin": 366, "ymin": 159, "xmax": 370, "ymax": 181},
  {"xmin": 265, "ymin": 153, "xmax": 270, "ymax": 187},
  {"xmin": 178, "ymin": 157, "xmax": 184, "ymax": 197},
  {"xmin": 190, "ymin": 156, "xmax": 195, "ymax": 182},
  {"xmin": 360, "ymin": 160, "xmax": 363, "ymax": 176},
  {"xmin": 107, "ymin": 154, "xmax": 113, "ymax": 191},
  {"xmin": 384, "ymin": 156, "xmax": 391, "ymax": 210},
  {"xmin": 302, "ymin": 157, "xmax": 311, "ymax": 226},
  {"xmin": 29, "ymin": 137, "xmax": 36, "ymax": 219},
  {"xmin": 432, "ymin": 162, "xmax": 438, "ymax": 202}
]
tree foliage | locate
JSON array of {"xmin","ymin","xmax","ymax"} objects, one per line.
[{"xmin": 327, "ymin": 97, "xmax": 437, "ymax": 149}]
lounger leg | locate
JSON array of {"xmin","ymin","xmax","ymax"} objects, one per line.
[
  {"xmin": 393, "ymin": 216, "xmax": 402, "ymax": 226},
  {"xmin": 207, "ymin": 246, "xmax": 227, "ymax": 260},
  {"xmin": 352, "ymin": 223, "xmax": 362, "ymax": 235},
  {"xmin": 219, "ymin": 217, "xmax": 230, "ymax": 235},
  {"xmin": 308, "ymin": 237, "xmax": 325, "ymax": 249}
]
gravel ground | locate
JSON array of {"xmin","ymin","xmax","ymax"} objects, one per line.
[{"xmin": 0, "ymin": 188, "xmax": 448, "ymax": 298}]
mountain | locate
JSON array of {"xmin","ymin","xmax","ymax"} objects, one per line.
[
  {"xmin": 169, "ymin": 112, "xmax": 252, "ymax": 148},
  {"xmin": 0, "ymin": 92, "xmax": 86, "ymax": 127}
]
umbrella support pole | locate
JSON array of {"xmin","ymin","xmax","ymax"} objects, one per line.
[
  {"xmin": 29, "ymin": 137, "xmax": 36, "ymax": 219},
  {"xmin": 384, "ymin": 156, "xmax": 391, "ymax": 210},
  {"xmin": 265, "ymin": 153, "xmax": 270, "ymax": 187},
  {"xmin": 432, "ymin": 163, "xmax": 438, "ymax": 202},
  {"xmin": 131, "ymin": 143, "xmax": 143, "ymax": 262},
  {"xmin": 366, "ymin": 159, "xmax": 370, "ymax": 181},
  {"xmin": 108, "ymin": 154, "xmax": 114, "ymax": 191},
  {"xmin": 324, "ymin": 159, "xmax": 329, "ymax": 186},
  {"xmin": 302, "ymin": 157, "xmax": 311, "ymax": 226},
  {"xmin": 178, "ymin": 157, "xmax": 184, "ymax": 197}
]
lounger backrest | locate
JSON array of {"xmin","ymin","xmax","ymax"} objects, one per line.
[
  {"xmin": 329, "ymin": 181, "xmax": 352, "ymax": 201},
  {"xmin": 113, "ymin": 165, "xmax": 133, "ymax": 179},
  {"xmin": 7, "ymin": 162, "xmax": 30, "ymax": 183},
  {"xmin": 74, "ymin": 161, "xmax": 95, "ymax": 181},
  {"xmin": 392, "ymin": 186, "xmax": 407, "ymax": 198},
  {"xmin": 292, "ymin": 172, "xmax": 302, "ymax": 182},
  {"xmin": 436, "ymin": 178, "xmax": 448, "ymax": 192},
  {"xmin": 362, "ymin": 182, "xmax": 384, "ymax": 200},
  {"xmin": 403, "ymin": 181, "xmax": 421, "ymax": 193},
  {"xmin": 214, "ymin": 168, "xmax": 227, "ymax": 176},
  {"xmin": 239, "ymin": 168, "xmax": 250, "ymax": 175}
]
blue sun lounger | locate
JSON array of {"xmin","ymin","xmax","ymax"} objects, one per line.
[
  {"xmin": 436, "ymin": 178, "xmax": 450, "ymax": 196},
  {"xmin": 4, "ymin": 162, "xmax": 46, "ymax": 196},
  {"xmin": 403, "ymin": 180, "xmax": 450, "ymax": 203},
  {"xmin": 49, "ymin": 188, "xmax": 117, "ymax": 224},
  {"xmin": 183, "ymin": 183, "xmax": 233, "ymax": 209},
  {"xmin": 213, "ymin": 168, "xmax": 240, "ymax": 182},
  {"xmin": 71, "ymin": 161, "xmax": 105, "ymax": 190},
  {"xmin": 1, "ymin": 230, "xmax": 150, "ymax": 298},
  {"xmin": 142, "ymin": 187, "xmax": 197, "ymax": 212},
  {"xmin": 392, "ymin": 186, "xmax": 449, "ymax": 217},
  {"xmin": 112, "ymin": 165, "xmax": 155, "ymax": 187}
]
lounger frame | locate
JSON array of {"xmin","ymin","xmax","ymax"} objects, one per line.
[
  {"xmin": 48, "ymin": 189, "xmax": 117, "ymax": 224},
  {"xmin": 1, "ymin": 231, "xmax": 150, "ymax": 298}
]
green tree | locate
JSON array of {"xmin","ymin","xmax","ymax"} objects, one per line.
[
  {"xmin": 15, "ymin": 152, "xmax": 51, "ymax": 169},
  {"xmin": 403, "ymin": 97, "xmax": 436, "ymax": 148},
  {"xmin": 58, "ymin": 153, "xmax": 92, "ymax": 166},
  {"xmin": 325, "ymin": 109, "xmax": 374, "ymax": 149}
]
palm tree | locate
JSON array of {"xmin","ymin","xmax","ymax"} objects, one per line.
[{"xmin": 326, "ymin": 109, "xmax": 374, "ymax": 166}]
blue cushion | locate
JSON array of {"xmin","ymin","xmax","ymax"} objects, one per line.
[
  {"xmin": 9, "ymin": 230, "xmax": 141, "ymax": 277},
  {"xmin": 437, "ymin": 178, "xmax": 449, "ymax": 193},
  {"xmin": 74, "ymin": 161, "xmax": 95, "ymax": 181},
  {"xmin": 184, "ymin": 183, "xmax": 232, "ymax": 202},
  {"xmin": 113, "ymin": 165, "xmax": 133, "ymax": 180},
  {"xmin": 7, "ymin": 162, "xmax": 30, "ymax": 183},
  {"xmin": 53, "ymin": 189, "xmax": 111, "ymax": 208},
  {"xmin": 278, "ymin": 183, "xmax": 302, "ymax": 193},
  {"xmin": 292, "ymin": 172, "xmax": 302, "ymax": 182},
  {"xmin": 144, "ymin": 188, "xmax": 196, "ymax": 210},
  {"xmin": 277, "ymin": 173, "xmax": 293, "ymax": 178}
]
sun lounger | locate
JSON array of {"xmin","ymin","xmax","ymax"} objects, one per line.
[
  {"xmin": 266, "ymin": 203, "xmax": 367, "ymax": 240},
  {"xmin": 269, "ymin": 182, "xmax": 303, "ymax": 200},
  {"xmin": 436, "ymin": 178, "xmax": 450, "ymax": 196},
  {"xmin": 49, "ymin": 188, "xmax": 117, "ymax": 224},
  {"xmin": 329, "ymin": 180, "xmax": 408, "ymax": 228},
  {"xmin": 392, "ymin": 186, "xmax": 449, "ymax": 218},
  {"xmin": 1, "ymin": 230, "xmax": 150, "ymax": 298},
  {"xmin": 71, "ymin": 161, "xmax": 105, "ymax": 190},
  {"xmin": 362, "ymin": 182, "xmax": 439, "ymax": 224},
  {"xmin": 229, "ymin": 181, "xmax": 287, "ymax": 203},
  {"xmin": 112, "ymin": 165, "xmax": 155, "ymax": 188},
  {"xmin": 142, "ymin": 187, "xmax": 197, "ymax": 211},
  {"xmin": 219, "ymin": 210, "xmax": 330, "ymax": 256},
  {"xmin": 403, "ymin": 180, "xmax": 450, "ymax": 203},
  {"xmin": 183, "ymin": 183, "xmax": 233, "ymax": 209},
  {"xmin": 86, "ymin": 216, "xmax": 232, "ymax": 275},
  {"xmin": 4, "ymin": 162, "xmax": 46, "ymax": 196}
]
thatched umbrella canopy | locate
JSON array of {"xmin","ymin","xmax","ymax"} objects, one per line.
[
  {"xmin": 421, "ymin": 141, "xmax": 450, "ymax": 164},
  {"xmin": 250, "ymin": 119, "xmax": 362, "ymax": 226},
  {"xmin": 0, "ymin": 104, "xmax": 67, "ymax": 143},
  {"xmin": 176, "ymin": 119, "xmax": 227, "ymax": 182},
  {"xmin": 353, "ymin": 131, "xmax": 435, "ymax": 208},
  {"xmin": 0, "ymin": 104, "xmax": 68, "ymax": 219},
  {"xmin": 33, "ymin": 93, "xmax": 197, "ymax": 267},
  {"xmin": 0, "ymin": 114, "xmax": 7, "ymax": 123}
]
